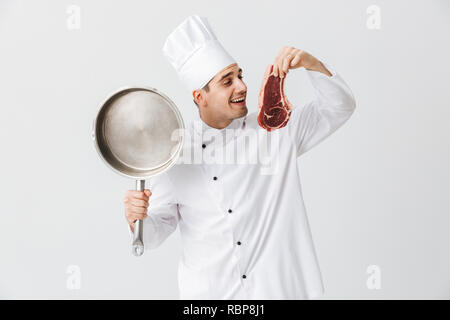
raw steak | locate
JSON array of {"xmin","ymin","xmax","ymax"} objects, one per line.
[{"xmin": 257, "ymin": 64, "xmax": 293, "ymax": 132}]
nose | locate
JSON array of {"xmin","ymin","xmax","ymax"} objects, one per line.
[{"xmin": 236, "ymin": 78, "xmax": 247, "ymax": 93}]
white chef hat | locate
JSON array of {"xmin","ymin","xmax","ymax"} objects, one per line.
[{"xmin": 162, "ymin": 15, "xmax": 236, "ymax": 94}]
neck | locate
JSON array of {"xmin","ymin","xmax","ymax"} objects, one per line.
[{"xmin": 200, "ymin": 114, "xmax": 233, "ymax": 129}]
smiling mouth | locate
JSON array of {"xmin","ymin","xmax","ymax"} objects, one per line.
[
  {"xmin": 230, "ymin": 100, "xmax": 246, "ymax": 107},
  {"xmin": 230, "ymin": 97, "xmax": 246, "ymax": 106}
]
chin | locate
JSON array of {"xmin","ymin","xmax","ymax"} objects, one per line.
[
  {"xmin": 233, "ymin": 105, "xmax": 247, "ymax": 115},
  {"xmin": 229, "ymin": 102, "xmax": 248, "ymax": 118}
]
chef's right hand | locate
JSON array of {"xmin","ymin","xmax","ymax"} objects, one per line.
[{"xmin": 124, "ymin": 189, "xmax": 152, "ymax": 233}]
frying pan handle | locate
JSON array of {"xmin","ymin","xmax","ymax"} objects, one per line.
[{"xmin": 131, "ymin": 180, "xmax": 145, "ymax": 256}]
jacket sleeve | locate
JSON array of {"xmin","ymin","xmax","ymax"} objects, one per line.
[
  {"xmin": 128, "ymin": 171, "xmax": 180, "ymax": 250},
  {"xmin": 286, "ymin": 61, "xmax": 356, "ymax": 157}
]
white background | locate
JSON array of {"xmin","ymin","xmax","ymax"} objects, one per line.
[{"xmin": 0, "ymin": 0, "xmax": 449, "ymax": 299}]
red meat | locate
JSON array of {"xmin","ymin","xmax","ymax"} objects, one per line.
[{"xmin": 257, "ymin": 64, "xmax": 293, "ymax": 132}]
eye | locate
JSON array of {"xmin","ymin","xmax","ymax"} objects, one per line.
[{"xmin": 224, "ymin": 75, "xmax": 244, "ymax": 86}]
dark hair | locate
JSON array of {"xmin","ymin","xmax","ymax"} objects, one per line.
[{"xmin": 193, "ymin": 82, "xmax": 210, "ymax": 107}]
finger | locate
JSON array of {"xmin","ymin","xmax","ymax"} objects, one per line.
[
  {"xmin": 130, "ymin": 198, "xmax": 148, "ymax": 208},
  {"xmin": 144, "ymin": 189, "xmax": 152, "ymax": 197},
  {"xmin": 133, "ymin": 213, "xmax": 147, "ymax": 220},
  {"xmin": 273, "ymin": 59, "xmax": 279, "ymax": 77},
  {"xmin": 132, "ymin": 191, "xmax": 149, "ymax": 201},
  {"xmin": 273, "ymin": 47, "xmax": 286, "ymax": 77},
  {"xmin": 278, "ymin": 59, "xmax": 285, "ymax": 78},
  {"xmin": 290, "ymin": 53, "xmax": 300, "ymax": 67},
  {"xmin": 279, "ymin": 46, "xmax": 292, "ymax": 77},
  {"xmin": 127, "ymin": 218, "xmax": 145, "ymax": 228},
  {"xmin": 130, "ymin": 206, "xmax": 147, "ymax": 214},
  {"xmin": 281, "ymin": 56, "xmax": 291, "ymax": 78},
  {"xmin": 126, "ymin": 190, "xmax": 148, "ymax": 201},
  {"xmin": 127, "ymin": 213, "xmax": 147, "ymax": 223},
  {"xmin": 278, "ymin": 57, "xmax": 289, "ymax": 78},
  {"xmin": 275, "ymin": 59, "xmax": 283, "ymax": 78},
  {"xmin": 126, "ymin": 212, "xmax": 147, "ymax": 223},
  {"xmin": 126, "ymin": 190, "xmax": 141, "ymax": 197}
]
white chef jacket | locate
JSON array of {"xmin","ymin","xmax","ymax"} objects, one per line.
[{"xmin": 129, "ymin": 62, "xmax": 356, "ymax": 300}]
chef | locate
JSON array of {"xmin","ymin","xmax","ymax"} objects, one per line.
[{"xmin": 123, "ymin": 15, "xmax": 356, "ymax": 299}]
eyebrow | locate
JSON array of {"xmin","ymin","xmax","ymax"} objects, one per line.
[{"xmin": 216, "ymin": 68, "xmax": 242, "ymax": 84}]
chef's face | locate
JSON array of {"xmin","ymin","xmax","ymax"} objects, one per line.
[{"xmin": 194, "ymin": 63, "xmax": 248, "ymax": 124}]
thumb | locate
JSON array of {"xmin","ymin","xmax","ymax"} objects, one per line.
[
  {"xmin": 144, "ymin": 189, "xmax": 152, "ymax": 197},
  {"xmin": 290, "ymin": 54, "xmax": 300, "ymax": 67}
]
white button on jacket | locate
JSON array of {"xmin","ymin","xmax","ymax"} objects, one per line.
[{"xmin": 128, "ymin": 62, "xmax": 356, "ymax": 299}]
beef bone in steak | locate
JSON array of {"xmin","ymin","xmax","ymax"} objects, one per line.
[{"xmin": 257, "ymin": 64, "xmax": 293, "ymax": 132}]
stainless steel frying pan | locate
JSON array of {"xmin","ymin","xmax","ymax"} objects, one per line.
[{"xmin": 92, "ymin": 86, "xmax": 184, "ymax": 257}]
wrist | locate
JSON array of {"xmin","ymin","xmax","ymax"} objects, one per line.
[
  {"xmin": 306, "ymin": 60, "xmax": 332, "ymax": 77},
  {"xmin": 305, "ymin": 58, "xmax": 321, "ymax": 71}
]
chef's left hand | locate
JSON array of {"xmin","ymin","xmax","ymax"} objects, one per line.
[{"xmin": 272, "ymin": 46, "xmax": 320, "ymax": 78}]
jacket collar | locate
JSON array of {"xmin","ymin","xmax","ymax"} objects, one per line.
[
  {"xmin": 191, "ymin": 113, "xmax": 247, "ymax": 146},
  {"xmin": 193, "ymin": 114, "xmax": 246, "ymax": 135}
]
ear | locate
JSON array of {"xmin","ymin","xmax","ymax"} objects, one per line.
[{"xmin": 193, "ymin": 89, "xmax": 206, "ymax": 107}]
